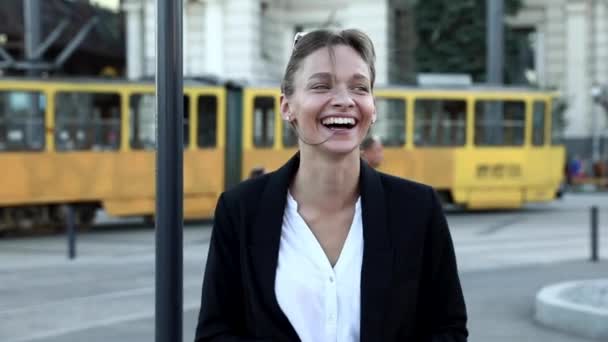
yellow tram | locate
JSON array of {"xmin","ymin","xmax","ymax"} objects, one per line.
[
  {"xmin": 0, "ymin": 78, "xmax": 565, "ymax": 232},
  {"xmin": 0, "ymin": 78, "xmax": 226, "ymax": 231},
  {"xmin": 242, "ymin": 86, "xmax": 565, "ymax": 209}
]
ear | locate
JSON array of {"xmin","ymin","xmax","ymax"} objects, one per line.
[{"xmin": 280, "ymin": 94, "xmax": 293, "ymax": 121}]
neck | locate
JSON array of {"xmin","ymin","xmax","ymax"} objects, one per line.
[{"xmin": 291, "ymin": 148, "xmax": 360, "ymax": 211}]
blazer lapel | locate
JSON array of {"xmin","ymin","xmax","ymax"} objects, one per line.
[
  {"xmin": 248, "ymin": 154, "xmax": 300, "ymax": 341},
  {"xmin": 247, "ymin": 155, "xmax": 393, "ymax": 341},
  {"xmin": 359, "ymin": 161, "xmax": 393, "ymax": 342}
]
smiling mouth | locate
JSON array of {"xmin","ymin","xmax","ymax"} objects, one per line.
[{"xmin": 320, "ymin": 117, "xmax": 358, "ymax": 130}]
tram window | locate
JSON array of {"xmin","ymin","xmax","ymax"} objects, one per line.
[
  {"xmin": 282, "ymin": 115, "xmax": 298, "ymax": 148},
  {"xmin": 0, "ymin": 91, "xmax": 46, "ymax": 151},
  {"xmin": 253, "ymin": 96, "xmax": 275, "ymax": 147},
  {"xmin": 184, "ymin": 96, "xmax": 190, "ymax": 147},
  {"xmin": 551, "ymin": 99, "xmax": 565, "ymax": 145},
  {"xmin": 55, "ymin": 92, "xmax": 120, "ymax": 151},
  {"xmin": 474, "ymin": 100, "xmax": 525, "ymax": 146},
  {"xmin": 129, "ymin": 94, "xmax": 155, "ymax": 149},
  {"xmin": 130, "ymin": 94, "xmax": 191, "ymax": 149},
  {"xmin": 414, "ymin": 99, "xmax": 466, "ymax": 146},
  {"xmin": 372, "ymin": 98, "xmax": 406, "ymax": 146},
  {"xmin": 532, "ymin": 101, "xmax": 546, "ymax": 146},
  {"xmin": 198, "ymin": 95, "xmax": 217, "ymax": 148}
]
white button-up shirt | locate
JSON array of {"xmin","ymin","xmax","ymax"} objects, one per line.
[{"xmin": 275, "ymin": 192, "xmax": 363, "ymax": 342}]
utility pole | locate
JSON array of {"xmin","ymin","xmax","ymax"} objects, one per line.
[
  {"xmin": 487, "ymin": 0, "xmax": 504, "ymax": 85},
  {"xmin": 486, "ymin": 0, "xmax": 504, "ymax": 145},
  {"xmin": 24, "ymin": 0, "xmax": 41, "ymax": 75},
  {"xmin": 590, "ymin": 0, "xmax": 601, "ymax": 163},
  {"xmin": 155, "ymin": 0, "xmax": 183, "ymax": 341},
  {"xmin": 24, "ymin": 0, "xmax": 41, "ymax": 148}
]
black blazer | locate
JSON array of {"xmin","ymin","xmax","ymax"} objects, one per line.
[{"xmin": 195, "ymin": 154, "xmax": 468, "ymax": 341}]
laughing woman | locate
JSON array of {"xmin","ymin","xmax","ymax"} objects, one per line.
[{"xmin": 195, "ymin": 29, "xmax": 468, "ymax": 342}]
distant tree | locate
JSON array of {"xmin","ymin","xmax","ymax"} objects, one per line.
[{"xmin": 414, "ymin": 0, "xmax": 528, "ymax": 84}]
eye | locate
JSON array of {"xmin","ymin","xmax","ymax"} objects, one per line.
[
  {"xmin": 311, "ymin": 83, "xmax": 330, "ymax": 90},
  {"xmin": 352, "ymin": 85, "xmax": 370, "ymax": 93}
]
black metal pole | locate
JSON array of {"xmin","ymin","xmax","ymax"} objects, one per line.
[
  {"xmin": 590, "ymin": 206, "xmax": 598, "ymax": 262},
  {"xmin": 486, "ymin": 0, "xmax": 504, "ymax": 144},
  {"xmin": 155, "ymin": 0, "xmax": 183, "ymax": 340},
  {"xmin": 24, "ymin": 0, "xmax": 41, "ymax": 72},
  {"xmin": 486, "ymin": 0, "xmax": 503, "ymax": 85},
  {"xmin": 65, "ymin": 205, "xmax": 76, "ymax": 260},
  {"xmin": 24, "ymin": 0, "xmax": 41, "ymax": 147}
]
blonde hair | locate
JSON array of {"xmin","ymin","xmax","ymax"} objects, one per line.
[{"xmin": 281, "ymin": 29, "xmax": 376, "ymax": 97}]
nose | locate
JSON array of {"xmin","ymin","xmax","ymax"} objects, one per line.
[{"xmin": 330, "ymin": 86, "xmax": 355, "ymax": 109}]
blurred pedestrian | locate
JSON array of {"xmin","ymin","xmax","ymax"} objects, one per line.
[
  {"xmin": 567, "ymin": 155, "xmax": 583, "ymax": 184},
  {"xmin": 195, "ymin": 29, "xmax": 467, "ymax": 342},
  {"xmin": 360, "ymin": 135, "xmax": 383, "ymax": 168},
  {"xmin": 248, "ymin": 166, "xmax": 266, "ymax": 179}
]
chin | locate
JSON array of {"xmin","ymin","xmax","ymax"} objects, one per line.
[{"xmin": 321, "ymin": 140, "xmax": 360, "ymax": 155}]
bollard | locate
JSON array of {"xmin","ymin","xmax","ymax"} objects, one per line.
[
  {"xmin": 65, "ymin": 205, "xmax": 76, "ymax": 260},
  {"xmin": 590, "ymin": 206, "xmax": 598, "ymax": 262}
]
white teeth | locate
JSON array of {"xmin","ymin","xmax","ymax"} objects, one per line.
[{"xmin": 321, "ymin": 117, "xmax": 356, "ymax": 125}]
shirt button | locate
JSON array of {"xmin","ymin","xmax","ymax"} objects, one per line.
[{"xmin": 329, "ymin": 276, "xmax": 334, "ymax": 283}]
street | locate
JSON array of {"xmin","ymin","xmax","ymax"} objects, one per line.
[{"xmin": 0, "ymin": 193, "xmax": 607, "ymax": 342}]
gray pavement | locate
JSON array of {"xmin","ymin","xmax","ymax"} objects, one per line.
[
  {"xmin": 23, "ymin": 260, "xmax": 608, "ymax": 342},
  {"xmin": 463, "ymin": 260, "xmax": 608, "ymax": 342},
  {"xmin": 0, "ymin": 193, "xmax": 607, "ymax": 341},
  {"xmin": 560, "ymin": 280, "xmax": 608, "ymax": 309}
]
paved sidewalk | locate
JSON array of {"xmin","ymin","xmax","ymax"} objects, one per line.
[
  {"xmin": 2, "ymin": 193, "xmax": 606, "ymax": 342},
  {"xmin": 462, "ymin": 259, "xmax": 608, "ymax": 342},
  {"xmin": 18, "ymin": 259, "xmax": 606, "ymax": 342}
]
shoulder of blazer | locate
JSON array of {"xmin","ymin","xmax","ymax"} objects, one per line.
[
  {"xmin": 377, "ymin": 172, "xmax": 436, "ymax": 205},
  {"xmin": 375, "ymin": 171, "xmax": 440, "ymax": 227},
  {"xmin": 223, "ymin": 175, "xmax": 270, "ymax": 205},
  {"xmin": 218, "ymin": 173, "xmax": 272, "ymax": 221}
]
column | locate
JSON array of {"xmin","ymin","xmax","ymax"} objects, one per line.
[
  {"xmin": 205, "ymin": 0, "xmax": 224, "ymax": 76},
  {"xmin": 123, "ymin": 0, "xmax": 144, "ymax": 80},
  {"xmin": 535, "ymin": 30, "xmax": 546, "ymax": 88},
  {"xmin": 565, "ymin": 1, "xmax": 589, "ymax": 138}
]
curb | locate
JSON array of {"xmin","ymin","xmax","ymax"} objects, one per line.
[{"xmin": 535, "ymin": 279, "xmax": 608, "ymax": 340}]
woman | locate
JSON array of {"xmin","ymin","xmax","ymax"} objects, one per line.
[{"xmin": 195, "ymin": 29, "xmax": 468, "ymax": 341}]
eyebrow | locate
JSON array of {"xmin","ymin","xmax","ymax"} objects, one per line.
[
  {"xmin": 307, "ymin": 72, "xmax": 370, "ymax": 82},
  {"xmin": 351, "ymin": 73, "xmax": 370, "ymax": 82},
  {"xmin": 307, "ymin": 72, "xmax": 332, "ymax": 81}
]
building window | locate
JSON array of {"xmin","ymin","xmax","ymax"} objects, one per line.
[{"xmin": 260, "ymin": 2, "xmax": 271, "ymax": 60}]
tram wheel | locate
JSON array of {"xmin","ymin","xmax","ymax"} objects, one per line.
[
  {"xmin": 76, "ymin": 205, "xmax": 98, "ymax": 231},
  {"xmin": 143, "ymin": 214, "xmax": 155, "ymax": 227}
]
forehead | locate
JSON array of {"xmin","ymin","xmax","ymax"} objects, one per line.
[{"xmin": 297, "ymin": 45, "xmax": 370, "ymax": 80}]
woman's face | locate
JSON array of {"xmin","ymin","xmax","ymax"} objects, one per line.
[{"xmin": 281, "ymin": 45, "xmax": 376, "ymax": 155}]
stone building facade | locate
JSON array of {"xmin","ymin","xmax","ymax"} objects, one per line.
[
  {"xmin": 512, "ymin": 0, "xmax": 608, "ymax": 160},
  {"xmin": 122, "ymin": 0, "xmax": 608, "ymax": 160},
  {"xmin": 122, "ymin": 0, "xmax": 416, "ymax": 85}
]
